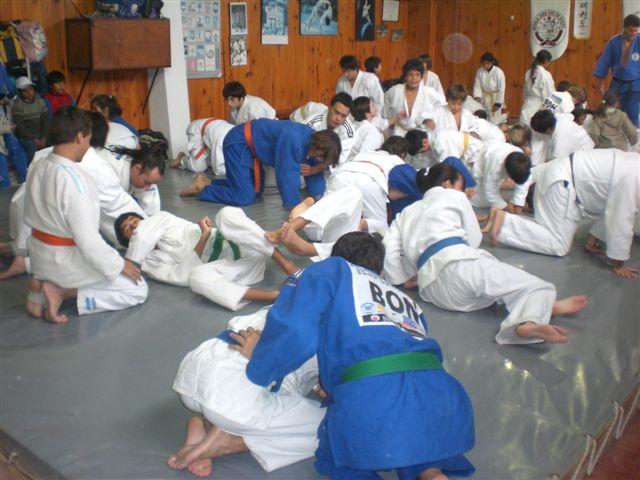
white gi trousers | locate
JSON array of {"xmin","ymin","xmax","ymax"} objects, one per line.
[
  {"xmin": 326, "ymin": 172, "xmax": 386, "ymax": 234},
  {"xmin": 300, "ymin": 186, "xmax": 364, "ymax": 242},
  {"xmin": 77, "ymin": 274, "xmax": 149, "ymax": 315}
]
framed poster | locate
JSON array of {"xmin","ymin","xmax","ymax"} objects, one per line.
[
  {"xmin": 262, "ymin": 0, "xmax": 289, "ymax": 44},
  {"xmin": 300, "ymin": 0, "xmax": 338, "ymax": 35},
  {"xmin": 230, "ymin": 3, "xmax": 248, "ymax": 35},
  {"xmin": 181, "ymin": 0, "xmax": 222, "ymax": 79},
  {"xmin": 382, "ymin": 0, "xmax": 399, "ymax": 22},
  {"xmin": 356, "ymin": 0, "xmax": 375, "ymax": 41}
]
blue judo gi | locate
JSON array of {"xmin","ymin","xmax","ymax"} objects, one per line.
[
  {"xmin": 594, "ymin": 33, "xmax": 640, "ymax": 127},
  {"xmin": 199, "ymin": 119, "xmax": 324, "ymax": 208},
  {"xmin": 387, "ymin": 164, "xmax": 424, "ymax": 224},
  {"xmin": 247, "ymin": 257, "xmax": 475, "ymax": 480}
]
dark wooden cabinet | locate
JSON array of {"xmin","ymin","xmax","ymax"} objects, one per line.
[{"xmin": 65, "ymin": 18, "xmax": 171, "ymax": 70}]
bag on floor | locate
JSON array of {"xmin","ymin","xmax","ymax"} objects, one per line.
[
  {"xmin": 11, "ymin": 21, "xmax": 48, "ymax": 62},
  {"xmin": 0, "ymin": 23, "xmax": 25, "ymax": 65},
  {"xmin": 96, "ymin": 0, "xmax": 144, "ymax": 18}
]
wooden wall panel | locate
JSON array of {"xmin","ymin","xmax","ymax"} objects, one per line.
[
  {"xmin": 1, "ymin": 0, "xmax": 150, "ymax": 129},
  {"xmin": 408, "ymin": 0, "xmax": 623, "ymax": 116}
]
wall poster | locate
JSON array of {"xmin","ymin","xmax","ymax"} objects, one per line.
[
  {"xmin": 181, "ymin": 0, "xmax": 222, "ymax": 79},
  {"xmin": 262, "ymin": 0, "xmax": 289, "ymax": 44}
]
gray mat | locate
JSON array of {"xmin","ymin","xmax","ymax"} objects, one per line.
[{"xmin": 1, "ymin": 168, "xmax": 639, "ymax": 480}]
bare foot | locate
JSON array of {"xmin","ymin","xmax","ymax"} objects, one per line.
[
  {"xmin": 289, "ymin": 197, "xmax": 315, "ymax": 220},
  {"xmin": 42, "ymin": 281, "xmax": 69, "ymax": 324},
  {"xmin": 419, "ymin": 468, "xmax": 448, "ymax": 480},
  {"xmin": 481, "ymin": 208, "xmax": 498, "ymax": 233},
  {"xmin": 170, "ymin": 152, "xmax": 186, "ymax": 169},
  {"xmin": 264, "ymin": 227, "xmax": 282, "ymax": 244},
  {"xmin": 187, "ymin": 458, "xmax": 213, "ymax": 477},
  {"xmin": 552, "ymin": 296, "xmax": 588, "ymax": 316},
  {"xmin": 489, "ymin": 209, "xmax": 506, "ymax": 244},
  {"xmin": 584, "ymin": 236, "xmax": 605, "ymax": 254},
  {"xmin": 0, "ymin": 255, "xmax": 27, "ymax": 280},
  {"xmin": 25, "ymin": 277, "xmax": 43, "ymax": 318},
  {"xmin": 180, "ymin": 174, "xmax": 212, "ymax": 197},
  {"xmin": 167, "ymin": 416, "xmax": 207, "ymax": 470},
  {"xmin": 281, "ymin": 223, "xmax": 317, "ymax": 257},
  {"xmin": 515, "ymin": 322, "xmax": 569, "ymax": 343},
  {"xmin": 177, "ymin": 424, "xmax": 248, "ymax": 469}
]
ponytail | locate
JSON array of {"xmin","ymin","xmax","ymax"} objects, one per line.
[{"xmin": 530, "ymin": 50, "xmax": 552, "ymax": 86}]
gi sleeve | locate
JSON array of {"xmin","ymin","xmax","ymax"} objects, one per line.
[
  {"xmin": 368, "ymin": 76, "xmax": 385, "ymax": 114},
  {"xmin": 125, "ymin": 214, "xmax": 170, "ymax": 264},
  {"xmin": 594, "ymin": 38, "xmax": 615, "ymax": 79},
  {"xmin": 472, "ymin": 69, "xmax": 483, "ymax": 99},
  {"xmin": 274, "ymin": 133, "xmax": 306, "ymax": 208},
  {"xmin": 246, "ymin": 264, "xmax": 335, "ymax": 389},
  {"xmin": 141, "ymin": 248, "xmax": 202, "ymax": 287},
  {"xmin": 484, "ymin": 155, "xmax": 507, "ymax": 209},
  {"xmin": 495, "ymin": 68, "xmax": 506, "ymax": 105},
  {"xmin": 460, "ymin": 193, "xmax": 482, "ymax": 249},
  {"xmin": 132, "ymin": 186, "xmax": 162, "ymax": 216},
  {"xmin": 382, "ymin": 215, "xmax": 416, "ymax": 285}
]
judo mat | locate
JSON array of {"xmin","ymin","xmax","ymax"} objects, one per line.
[{"xmin": 1, "ymin": 168, "xmax": 638, "ymax": 480}]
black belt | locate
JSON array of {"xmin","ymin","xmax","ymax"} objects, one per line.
[{"xmin": 569, "ymin": 153, "xmax": 582, "ymax": 206}]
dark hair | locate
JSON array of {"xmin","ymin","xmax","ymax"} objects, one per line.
[
  {"xmin": 571, "ymin": 106, "xmax": 589, "ymax": 124},
  {"xmin": 473, "ymin": 109, "xmax": 488, "ymax": 119},
  {"xmin": 352, "ymin": 96, "xmax": 371, "ymax": 122},
  {"xmin": 595, "ymin": 90, "xmax": 619, "ymax": 118},
  {"xmin": 416, "ymin": 164, "xmax": 462, "ymax": 193},
  {"xmin": 364, "ymin": 56, "xmax": 381, "ymax": 73},
  {"xmin": 309, "ymin": 130, "xmax": 342, "ymax": 167},
  {"xmin": 623, "ymin": 14, "xmax": 640, "ymax": 28},
  {"xmin": 402, "ymin": 59, "xmax": 425, "ymax": 81},
  {"xmin": 417, "ymin": 53, "xmax": 432, "ymax": 70},
  {"xmin": 530, "ymin": 50, "xmax": 552, "ymax": 86},
  {"xmin": 88, "ymin": 111, "xmax": 108, "ymax": 148},
  {"xmin": 405, "ymin": 129, "xmax": 428, "ymax": 156},
  {"xmin": 480, "ymin": 52, "xmax": 498, "ymax": 66},
  {"xmin": 380, "ymin": 136, "xmax": 409, "ymax": 158},
  {"xmin": 91, "ymin": 94, "xmax": 123, "ymax": 117},
  {"xmin": 446, "ymin": 83, "xmax": 467, "ymax": 101},
  {"xmin": 46, "ymin": 70, "xmax": 66, "ymax": 86},
  {"xmin": 330, "ymin": 92, "xmax": 353, "ymax": 111},
  {"xmin": 530, "ymin": 109, "xmax": 557, "ymax": 134},
  {"xmin": 507, "ymin": 124, "xmax": 532, "ymax": 148},
  {"xmin": 109, "ymin": 143, "xmax": 168, "ymax": 175},
  {"xmin": 114, "ymin": 212, "xmax": 144, "ymax": 248},
  {"xmin": 339, "ymin": 55, "xmax": 359, "ymax": 70},
  {"xmin": 48, "ymin": 106, "xmax": 92, "ymax": 145},
  {"xmin": 504, "ymin": 152, "xmax": 532, "ymax": 185},
  {"xmin": 222, "ymin": 81, "xmax": 246, "ymax": 99},
  {"xmin": 331, "ymin": 232, "xmax": 385, "ymax": 274},
  {"xmin": 556, "ymin": 80, "xmax": 572, "ymax": 92}
]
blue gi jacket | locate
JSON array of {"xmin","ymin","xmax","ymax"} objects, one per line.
[{"xmin": 594, "ymin": 33, "xmax": 640, "ymax": 88}]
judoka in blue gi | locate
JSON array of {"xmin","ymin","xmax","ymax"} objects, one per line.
[
  {"xmin": 231, "ymin": 232, "xmax": 476, "ymax": 480},
  {"xmin": 180, "ymin": 119, "xmax": 341, "ymax": 209},
  {"xmin": 594, "ymin": 14, "xmax": 640, "ymax": 127}
]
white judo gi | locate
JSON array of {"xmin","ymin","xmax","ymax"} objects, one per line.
[
  {"xmin": 290, "ymin": 101, "xmax": 327, "ymax": 124},
  {"xmin": 520, "ymin": 66, "xmax": 555, "ymax": 125},
  {"xmin": 126, "ymin": 207, "xmax": 275, "ymax": 311},
  {"xmin": 473, "ymin": 66, "xmax": 507, "ymax": 124},
  {"xmin": 469, "ymin": 117, "xmax": 506, "ymax": 144},
  {"xmin": 384, "ymin": 82, "xmax": 443, "ymax": 136},
  {"xmin": 347, "ymin": 119, "xmax": 384, "ymax": 162},
  {"xmin": 173, "ymin": 307, "xmax": 324, "ymax": 472},
  {"xmin": 498, "ymin": 149, "xmax": 640, "ymax": 260},
  {"xmin": 306, "ymin": 110, "xmax": 356, "ymax": 165},
  {"xmin": 383, "ymin": 186, "xmax": 557, "ymax": 345},
  {"xmin": 471, "ymin": 142, "xmax": 529, "ymax": 209},
  {"xmin": 335, "ymin": 70, "xmax": 385, "ymax": 115},
  {"xmin": 427, "ymin": 105, "xmax": 477, "ymax": 132},
  {"xmin": 229, "ymin": 95, "xmax": 277, "ymax": 125},
  {"xmin": 181, "ymin": 118, "xmax": 233, "ymax": 174},
  {"xmin": 531, "ymin": 112, "xmax": 594, "ymax": 165},
  {"xmin": 429, "ymin": 129, "xmax": 485, "ymax": 168},
  {"xmin": 106, "ymin": 121, "xmax": 138, "ymax": 150},
  {"xmin": 24, "ymin": 152, "xmax": 148, "ymax": 314},
  {"xmin": 423, "ymin": 71, "xmax": 446, "ymax": 102}
]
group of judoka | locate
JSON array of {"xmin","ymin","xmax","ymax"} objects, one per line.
[{"xmin": 1, "ymin": 36, "xmax": 639, "ymax": 479}]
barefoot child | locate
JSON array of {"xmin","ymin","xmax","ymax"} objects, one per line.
[
  {"xmin": 23, "ymin": 106, "xmax": 147, "ymax": 323},
  {"xmin": 117, "ymin": 206, "xmax": 298, "ymax": 310},
  {"xmin": 235, "ymin": 232, "xmax": 476, "ymax": 479},
  {"xmin": 383, "ymin": 164, "xmax": 587, "ymax": 345},
  {"xmin": 168, "ymin": 307, "xmax": 325, "ymax": 477},
  {"xmin": 171, "ymin": 118, "xmax": 233, "ymax": 174}
]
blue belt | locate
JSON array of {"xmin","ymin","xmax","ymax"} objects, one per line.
[{"xmin": 416, "ymin": 237, "xmax": 466, "ymax": 270}]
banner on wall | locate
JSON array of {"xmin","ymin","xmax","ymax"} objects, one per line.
[
  {"xmin": 573, "ymin": 0, "xmax": 592, "ymax": 40},
  {"xmin": 530, "ymin": 0, "xmax": 571, "ymax": 59},
  {"xmin": 623, "ymin": 0, "xmax": 640, "ymax": 19}
]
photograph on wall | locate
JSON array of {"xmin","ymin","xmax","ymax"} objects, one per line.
[
  {"xmin": 230, "ymin": 35, "xmax": 248, "ymax": 66},
  {"xmin": 300, "ymin": 0, "xmax": 338, "ymax": 35},
  {"xmin": 181, "ymin": 0, "xmax": 222, "ymax": 78},
  {"xmin": 230, "ymin": 2, "xmax": 248, "ymax": 35},
  {"xmin": 391, "ymin": 29, "xmax": 403, "ymax": 42},
  {"xmin": 261, "ymin": 0, "xmax": 289, "ymax": 44},
  {"xmin": 382, "ymin": 0, "xmax": 399, "ymax": 22},
  {"xmin": 376, "ymin": 24, "xmax": 388, "ymax": 39},
  {"xmin": 356, "ymin": 0, "xmax": 375, "ymax": 41}
]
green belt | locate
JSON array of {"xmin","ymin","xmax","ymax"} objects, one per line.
[
  {"xmin": 341, "ymin": 351, "xmax": 442, "ymax": 383},
  {"xmin": 208, "ymin": 230, "xmax": 241, "ymax": 262}
]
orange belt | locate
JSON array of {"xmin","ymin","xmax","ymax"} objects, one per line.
[
  {"xmin": 32, "ymin": 229, "xmax": 76, "ymax": 247},
  {"xmin": 194, "ymin": 118, "xmax": 217, "ymax": 160},
  {"xmin": 244, "ymin": 121, "xmax": 261, "ymax": 193}
]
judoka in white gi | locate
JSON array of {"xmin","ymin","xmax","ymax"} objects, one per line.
[
  {"xmin": 289, "ymin": 101, "xmax": 327, "ymax": 124},
  {"xmin": 418, "ymin": 53, "xmax": 446, "ymax": 101},
  {"xmin": 472, "ymin": 52, "xmax": 507, "ymax": 124},
  {"xmin": 383, "ymin": 163, "xmax": 587, "ymax": 345},
  {"xmin": 23, "ymin": 106, "xmax": 147, "ymax": 323},
  {"xmin": 305, "ymin": 92, "xmax": 355, "ymax": 165},
  {"xmin": 117, "ymin": 206, "xmax": 298, "ymax": 310},
  {"xmin": 530, "ymin": 109, "xmax": 594, "ymax": 165},
  {"xmin": 335, "ymin": 55, "xmax": 384, "ymax": 117},
  {"xmin": 384, "ymin": 59, "xmax": 443, "ymax": 136},
  {"xmin": 222, "ymin": 81, "xmax": 276, "ymax": 125},
  {"xmin": 171, "ymin": 118, "xmax": 233, "ymax": 174},
  {"xmin": 106, "ymin": 120, "xmax": 138, "ymax": 150},
  {"xmin": 167, "ymin": 307, "xmax": 325, "ymax": 477},
  {"xmin": 520, "ymin": 50, "xmax": 555, "ymax": 125},
  {"xmin": 347, "ymin": 96, "xmax": 384, "ymax": 161},
  {"xmin": 426, "ymin": 83, "xmax": 476, "ymax": 132},
  {"xmin": 486, "ymin": 149, "xmax": 640, "ymax": 279}
]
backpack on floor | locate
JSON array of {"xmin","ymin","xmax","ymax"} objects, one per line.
[
  {"xmin": 11, "ymin": 21, "xmax": 48, "ymax": 62},
  {"xmin": 0, "ymin": 23, "xmax": 25, "ymax": 65},
  {"xmin": 95, "ymin": 0, "xmax": 144, "ymax": 18}
]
